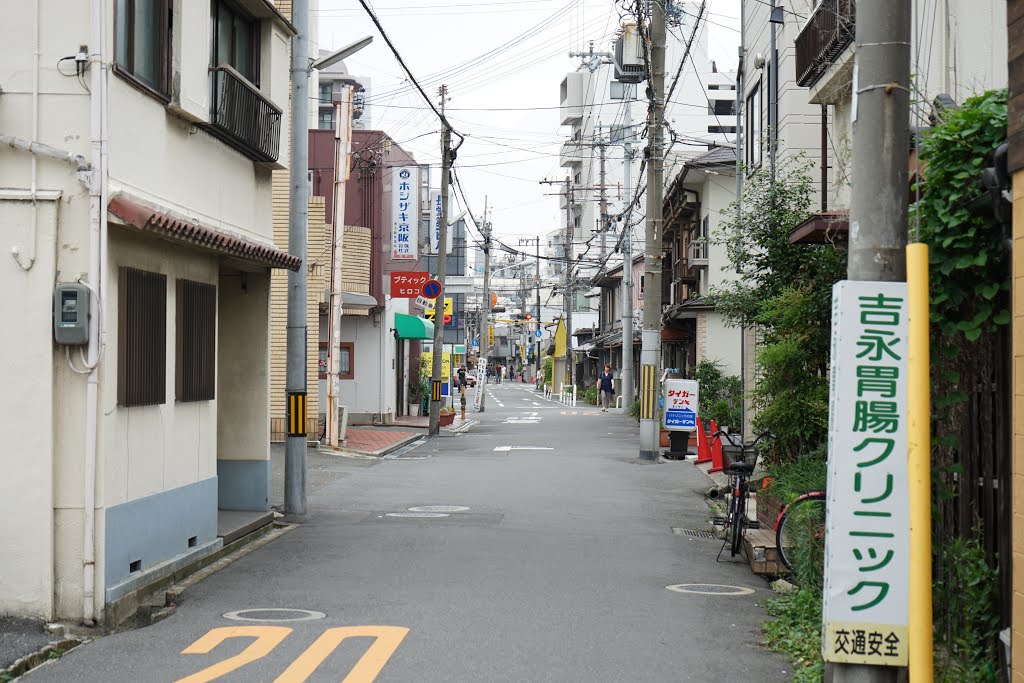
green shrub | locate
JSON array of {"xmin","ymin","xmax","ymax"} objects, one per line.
[
  {"xmin": 693, "ymin": 358, "xmax": 742, "ymax": 430},
  {"xmin": 762, "ymin": 588, "xmax": 824, "ymax": 681},
  {"xmin": 542, "ymin": 356, "xmax": 553, "ymax": 385},
  {"xmin": 582, "ymin": 386, "xmax": 598, "ymax": 405},
  {"xmin": 627, "ymin": 400, "xmax": 641, "ymax": 422}
]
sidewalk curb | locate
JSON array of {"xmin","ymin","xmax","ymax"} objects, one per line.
[
  {"xmin": 2, "ymin": 637, "xmax": 88, "ymax": 682},
  {"xmin": 443, "ymin": 419, "xmax": 478, "ymax": 434},
  {"xmin": 326, "ymin": 432, "xmax": 424, "ymax": 458}
]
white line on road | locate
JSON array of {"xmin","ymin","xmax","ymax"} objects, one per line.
[{"xmin": 493, "ymin": 446, "xmax": 554, "ymax": 452}]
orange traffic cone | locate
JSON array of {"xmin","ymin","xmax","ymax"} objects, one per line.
[
  {"xmin": 695, "ymin": 418, "xmax": 712, "ymax": 464},
  {"xmin": 709, "ymin": 419, "xmax": 725, "ymax": 473}
]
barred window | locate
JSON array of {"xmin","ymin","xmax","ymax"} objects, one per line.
[
  {"xmin": 118, "ymin": 267, "xmax": 167, "ymax": 407},
  {"xmin": 175, "ymin": 280, "xmax": 217, "ymax": 402}
]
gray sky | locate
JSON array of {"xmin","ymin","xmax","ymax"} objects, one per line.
[{"xmin": 316, "ymin": 0, "xmax": 740, "ymax": 251}]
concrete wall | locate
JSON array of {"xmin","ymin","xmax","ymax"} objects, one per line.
[{"xmin": 338, "ymin": 299, "xmax": 406, "ymax": 423}]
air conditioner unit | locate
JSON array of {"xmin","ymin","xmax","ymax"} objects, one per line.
[{"xmin": 614, "ymin": 22, "xmax": 645, "ymax": 84}]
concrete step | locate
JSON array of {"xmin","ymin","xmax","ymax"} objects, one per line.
[{"xmin": 740, "ymin": 526, "xmax": 786, "ymax": 575}]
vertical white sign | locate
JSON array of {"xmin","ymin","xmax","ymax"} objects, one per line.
[
  {"xmin": 428, "ymin": 190, "xmax": 453, "ymax": 254},
  {"xmin": 822, "ymin": 280, "xmax": 909, "ymax": 666},
  {"xmin": 391, "ymin": 166, "xmax": 419, "ymax": 261},
  {"xmin": 663, "ymin": 379, "xmax": 699, "ymax": 431}
]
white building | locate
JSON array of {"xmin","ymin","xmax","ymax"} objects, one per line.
[
  {"xmin": 315, "ymin": 51, "xmax": 372, "ymax": 131},
  {"xmin": 1, "ymin": 0, "xmax": 294, "ymax": 622}
]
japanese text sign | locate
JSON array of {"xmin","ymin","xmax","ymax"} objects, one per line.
[
  {"xmin": 823, "ymin": 281, "xmax": 909, "ymax": 666},
  {"xmin": 424, "ymin": 297, "xmax": 452, "ymax": 322},
  {"xmin": 663, "ymin": 379, "xmax": 699, "ymax": 431},
  {"xmin": 391, "ymin": 167, "xmax": 419, "ymax": 261},
  {"xmin": 389, "ymin": 271, "xmax": 429, "ymax": 299},
  {"xmin": 428, "ymin": 190, "xmax": 452, "ymax": 254}
]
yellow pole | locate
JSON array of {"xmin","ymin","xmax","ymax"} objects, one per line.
[{"xmin": 907, "ymin": 243, "xmax": 933, "ymax": 681}]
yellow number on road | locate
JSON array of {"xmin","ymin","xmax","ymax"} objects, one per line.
[
  {"xmin": 176, "ymin": 625, "xmax": 409, "ymax": 683},
  {"xmin": 176, "ymin": 626, "xmax": 292, "ymax": 683}
]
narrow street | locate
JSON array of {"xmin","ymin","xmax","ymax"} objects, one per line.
[{"xmin": 24, "ymin": 384, "xmax": 788, "ymax": 682}]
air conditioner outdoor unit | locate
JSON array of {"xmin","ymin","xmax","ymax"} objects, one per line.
[{"xmin": 615, "ymin": 22, "xmax": 645, "ymax": 84}]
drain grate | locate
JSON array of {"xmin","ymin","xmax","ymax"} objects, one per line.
[{"xmin": 672, "ymin": 527, "xmax": 716, "ymax": 539}]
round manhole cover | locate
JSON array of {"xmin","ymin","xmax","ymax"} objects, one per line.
[
  {"xmin": 385, "ymin": 512, "xmax": 450, "ymax": 518},
  {"xmin": 223, "ymin": 608, "xmax": 327, "ymax": 622},
  {"xmin": 666, "ymin": 584, "xmax": 755, "ymax": 596},
  {"xmin": 407, "ymin": 505, "xmax": 469, "ymax": 513}
]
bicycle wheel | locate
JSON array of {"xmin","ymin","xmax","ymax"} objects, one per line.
[
  {"xmin": 775, "ymin": 493, "xmax": 827, "ymax": 572},
  {"xmin": 729, "ymin": 485, "xmax": 746, "ymax": 557}
]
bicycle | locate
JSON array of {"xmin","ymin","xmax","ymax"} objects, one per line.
[
  {"xmin": 774, "ymin": 490, "xmax": 826, "ymax": 572},
  {"xmin": 716, "ymin": 430, "xmax": 773, "ymax": 560}
]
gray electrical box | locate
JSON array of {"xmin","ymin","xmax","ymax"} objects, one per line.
[{"xmin": 54, "ymin": 283, "xmax": 90, "ymax": 345}]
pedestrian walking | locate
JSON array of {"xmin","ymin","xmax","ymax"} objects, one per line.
[{"xmin": 597, "ymin": 364, "xmax": 614, "ymax": 412}]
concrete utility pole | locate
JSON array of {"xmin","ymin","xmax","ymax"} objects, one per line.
[
  {"xmin": 564, "ymin": 177, "xmax": 574, "ymax": 392},
  {"xmin": 478, "ymin": 197, "xmax": 491, "ymax": 411},
  {"xmin": 597, "ymin": 127, "xmax": 608, "ymax": 260},
  {"xmin": 428, "ymin": 84, "xmax": 452, "ymax": 436},
  {"xmin": 327, "ymin": 85, "xmax": 352, "ymax": 448},
  {"xmin": 518, "ymin": 236, "xmax": 542, "ymax": 383},
  {"xmin": 285, "ymin": 0, "xmax": 310, "ymax": 515},
  {"xmin": 620, "ymin": 83, "xmax": 636, "ymax": 409},
  {"xmin": 639, "ymin": 0, "xmax": 666, "ymax": 461},
  {"xmin": 833, "ymin": 2, "xmax": 910, "ymax": 682}
]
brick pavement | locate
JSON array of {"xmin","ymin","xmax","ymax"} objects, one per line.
[{"xmin": 343, "ymin": 428, "xmax": 420, "ymax": 454}]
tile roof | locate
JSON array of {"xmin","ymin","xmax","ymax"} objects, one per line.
[{"xmin": 109, "ymin": 195, "xmax": 301, "ymax": 271}]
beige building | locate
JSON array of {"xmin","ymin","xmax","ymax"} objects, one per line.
[{"xmin": 0, "ymin": 0, "xmax": 294, "ymax": 622}]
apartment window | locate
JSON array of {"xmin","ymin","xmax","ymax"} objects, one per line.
[
  {"xmin": 176, "ymin": 280, "xmax": 216, "ymax": 402},
  {"xmin": 319, "ymin": 110, "xmax": 335, "ymax": 130},
  {"xmin": 708, "ymin": 125, "xmax": 737, "ymax": 134},
  {"xmin": 118, "ymin": 268, "xmax": 167, "ymax": 407},
  {"xmin": 710, "ymin": 99, "xmax": 735, "ymax": 116},
  {"xmin": 339, "ymin": 343, "xmax": 354, "ymax": 380},
  {"xmin": 319, "ymin": 83, "xmax": 333, "ymax": 104},
  {"xmin": 745, "ymin": 78, "xmax": 763, "ymax": 169},
  {"xmin": 318, "ymin": 342, "xmax": 328, "ymax": 379},
  {"xmin": 574, "ymin": 172, "xmax": 582, "ymax": 184},
  {"xmin": 210, "ymin": 0, "xmax": 260, "ymax": 85},
  {"xmin": 115, "ymin": 0, "xmax": 171, "ymax": 95}
]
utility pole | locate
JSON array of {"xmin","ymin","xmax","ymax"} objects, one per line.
[
  {"xmin": 620, "ymin": 83, "xmax": 636, "ymax": 409},
  {"xmin": 428, "ymin": 84, "xmax": 452, "ymax": 436},
  {"xmin": 478, "ymin": 198, "xmax": 491, "ymax": 411},
  {"xmin": 285, "ymin": 0, "xmax": 310, "ymax": 515},
  {"xmin": 832, "ymin": 1, "xmax": 910, "ymax": 682},
  {"xmin": 597, "ymin": 127, "xmax": 608, "ymax": 260},
  {"xmin": 564, "ymin": 177, "xmax": 574, "ymax": 393},
  {"xmin": 519, "ymin": 236, "xmax": 542, "ymax": 384},
  {"xmin": 639, "ymin": 0, "xmax": 665, "ymax": 461},
  {"xmin": 327, "ymin": 85, "xmax": 352, "ymax": 448}
]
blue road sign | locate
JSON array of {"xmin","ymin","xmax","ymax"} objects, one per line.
[
  {"xmin": 472, "ymin": 339, "xmax": 480, "ymax": 348},
  {"xmin": 422, "ymin": 279, "xmax": 442, "ymax": 299},
  {"xmin": 534, "ymin": 329, "xmax": 543, "ymax": 339}
]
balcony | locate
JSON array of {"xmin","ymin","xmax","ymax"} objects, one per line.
[
  {"xmin": 687, "ymin": 240, "xmax": 708, "ymax": 268},
  {"xmin": 208, "ymin": 65, "xmax": 283, "ymax": 163},
  {"xmin": 795, "ymin": 0, "xmax": 855, "ymax": 88},
  {"xmin": 560, "ymin": 139, "xmax": 584, "ymax": 169}
]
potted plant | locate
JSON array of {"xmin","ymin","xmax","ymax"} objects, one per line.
[{"xmin": 439, "ymin": 405, "xmax": 456, "ymax": 427}]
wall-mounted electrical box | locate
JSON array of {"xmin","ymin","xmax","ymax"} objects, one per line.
[{"xmin": 54, "ymin": 283, "xmax": 90, "ymax": 345}]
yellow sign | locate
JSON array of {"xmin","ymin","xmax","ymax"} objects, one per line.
[
  {"xmin": 823, "ymin": 623, "xmax": 908, "ymax": 666},
  {"xmin": 420, "ymin": 351, "xmax": 451, "ymax": 379},
  {"xmin": 424, "ymin": 297, "xmax": 452, "ymax": 321},
  {"xmin": 488, "ymin": 325, "xmax": 494, "ymax": 346}
]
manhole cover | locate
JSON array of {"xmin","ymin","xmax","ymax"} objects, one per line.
[
  {"xmin": 385, "ymin": 512, "xmax": 450, "ymax": 518},
  {"xmin": 666, "ymin": 584, "xmax": 755, "ymax": 596},
  {"xmin": 223, "ymin": 608, "xmax": 327, "ymax": 622},
  {"xmin": 408, "ymin": 505, "xmax": 470, "ymax": 513},
  {"xmin": 672, "ymin": 527, "xmax": 716, "ymax": 539}
]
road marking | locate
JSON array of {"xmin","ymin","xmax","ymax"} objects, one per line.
[
  {"xmin": 408, "ymin": 505, "xmax": 469, "ymax": 513},
  {"xmin": 176, "ymin": 626, "xmax": 409, "ymax": 683},
  {"xmin": 222, "ymin": 609, "xmax": 326, "ymax": 623},
  {"xmin": 560, "ymin": 411, "xmax": 578, "ymax": 416},
  {"xmin": 493, "ymin": 446, "xmax": 554, "ymax": 452},
  {"xmin": 177, "ymin": 626, "xmax": 291, "ymax": 683}
]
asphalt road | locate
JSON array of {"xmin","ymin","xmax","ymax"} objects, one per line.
[{"xmin": 25, "ymin": 383, "xmax": 791, "ymax": 682}]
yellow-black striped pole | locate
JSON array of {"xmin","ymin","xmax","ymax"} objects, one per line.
[
  {"xmin": 640, "ymin": 364, "xmax": 657, "ymax": 420},
  {"xmin": 431, "ymin": 380, "xmax": 442, "ymax": 402},
  {"xmin": 287, "ymin": 392, "xmax": 307, "ymax": 437}
]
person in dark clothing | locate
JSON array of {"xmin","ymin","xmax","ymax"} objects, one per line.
[{"xmin": 597, "ymin": 364, "xmax": 614, "ymax": 412}]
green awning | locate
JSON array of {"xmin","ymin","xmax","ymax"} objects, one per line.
[{"xmin": 394, "ymin": 312, "xmax": 434, "ymax": 340}]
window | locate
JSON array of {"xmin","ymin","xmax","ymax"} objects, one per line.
[
  {"xmin": 574, "ymin": 172, "xmax": 582, "ymax": 184},
  {"xmin": 339, "ymin": 343, "xmax": 354, "ymax": 380},
  {"xmin": 710, "ymin": 99, "xmax": 735, "ymax": 116},
  {"xmin": 210, "ymin": 0, "xmax": 260, "ymax": 85},
  {"xmin": 319, "ymin": 83, "xmax": 333, "ymax": 104},
  {"xmin": 745, "ymin": 78, "xmax": 763, "ymax": 169},
  {"xmin": 708, "ymin": 125, "xmax": 737, "ymax": 134},
  {"xmin": 115, "ymin": 0, "xmax": 171, "ymax": 95},
  {"xmin": 318, "ymin": 342, "xmax": 328, "ymax": 379},
  {"xmin": 118, "ymin": 267, "xmax": 167, "ymax": 407},
  {"xmin": 175, "ymin": 279, "xmax": 216, "ymax": 402},
  {"xmin": 318, "ymin": 110, "xmax": 335, "ymax": 130}
]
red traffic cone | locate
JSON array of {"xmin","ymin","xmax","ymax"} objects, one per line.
[{"xmin": 695, "ymin": 418, "xmax": 712, "ymax": 464}]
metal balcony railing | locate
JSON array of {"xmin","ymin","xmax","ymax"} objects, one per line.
[
  {"xmin": 209, "ymin": 65, "xmax": 282, "ymax": 163},
  {"xmin": 795, "ymin": 0, "xmax": 856, "ymax": 88}
]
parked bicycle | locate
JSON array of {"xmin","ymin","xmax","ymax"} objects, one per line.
[
  {"xmin": 716, "ymin": 430, "xmax": 774, "ymax": 559},
  {"xmin": 773, "ymin": 489, "xmax": 826, "ymax": 573}
]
